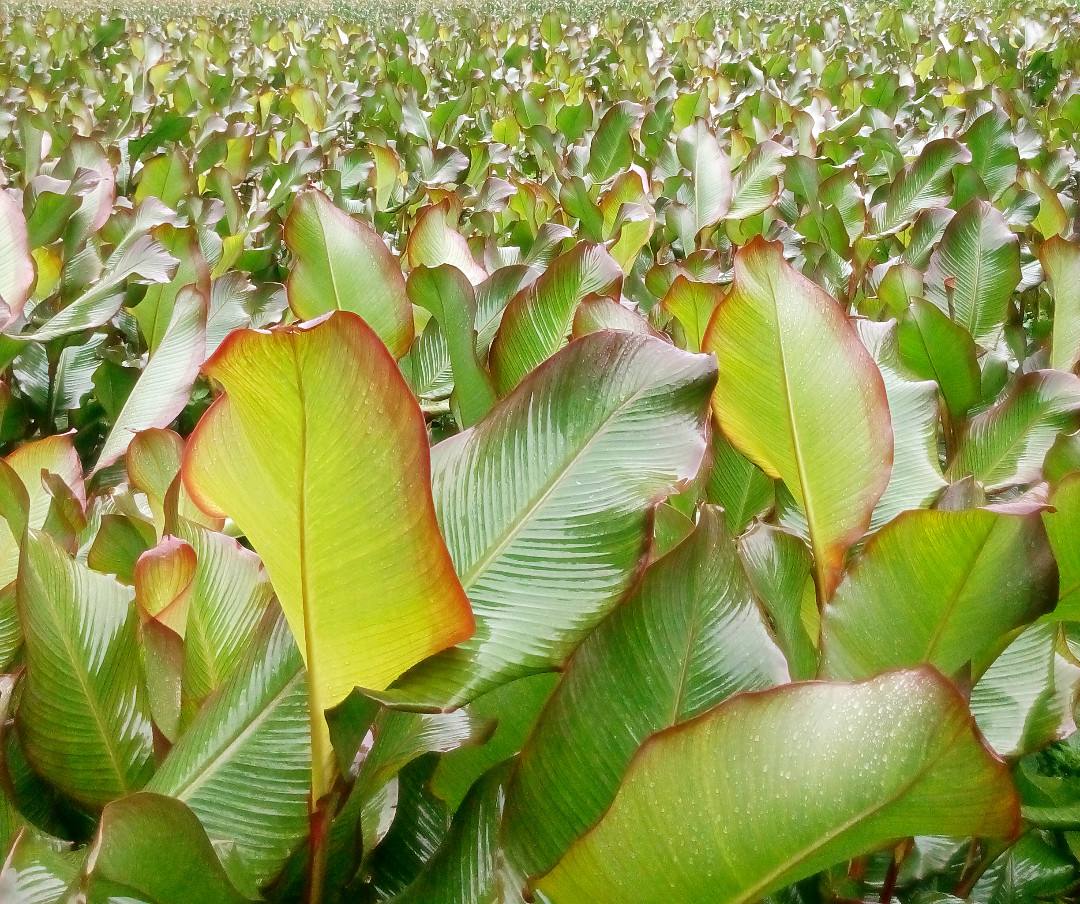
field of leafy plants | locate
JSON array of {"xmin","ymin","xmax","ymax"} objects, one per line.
[{"xmin": 0, "ymin": 0, "xmax": 1079, "ymax": 901}]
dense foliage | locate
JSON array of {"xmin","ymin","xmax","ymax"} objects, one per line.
[{"xmin": 1, "ymin": 2, "xmax": 1079, "ymax": 902}]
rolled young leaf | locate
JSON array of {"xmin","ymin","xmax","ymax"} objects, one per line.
[
  {"xmin": 389, "ymin": 331, "xmax": 715, "ymax": 708},
  {"xmin": 702, "ymin": 237, "xmax": 893, "ymax": 600},
  {"xmin": 537, "ymin": 668, "xmax": 1019, "ymax": 904},
  {"xmin": 285, "ymin": 188, "xmax": 413, "ymax": 358},
  {"xmin": 181, "ymin": 312, "xmax": 473, "ymax": 771}
]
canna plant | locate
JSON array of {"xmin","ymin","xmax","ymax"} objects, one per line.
[{"xmin": 0, "ymin": 1, "xmax": 1079, "ymax": 903}]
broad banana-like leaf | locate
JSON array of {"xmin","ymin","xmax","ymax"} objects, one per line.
[
  {"xmin": 1024, "ymin": 170, "xmax": 1068, "ymax": 238},
  {"xmin": 898, "ymin": 297, "xmax": 982, "ymax": 419},
  {"xmin": 676, "ymin": 120, "xmax": 731, "ymax": 236},
  {"xmin": 503, "ymin": 507, "xmax": 789, "ymax": 879},
  {"xmin": 95, "ymin": 284, "xmax": 206, "ymax": 471},
  {"xmin": 0, "ymin": 828, "xmax": 82, "ymax": 903},
  {"xmin": 406, "ymin": 200, "xmax": 486, "ymax": 286},
  {"xmin": 856, "ymin": 320, "xmax": 947, "ymax": 529},
  {"xmin": 704, "ymin": 434, "xmax": 774, "ymax": 534},
  {"xmin": 285, "ymin": 188, "xmax": 413, "ymax": 358},
  {"xmin": 0, "ymin": 433, "xmax": 83, "ymax": 590},
  {"xmin": 80, "ymin": 793, "xmax": 252, "ymax": 903},
  {"xmin": 12, "ymin": 233, "xmax": 178, "ymax": 342},
  {"xmin": 971, "ymin": 622, "xmax": 1080, "ymax": 758},
  {"xmin": 407, "ymin": 265, "xmax": 496, "ymax": 428},
  {"xmin": 16, "ymin": 532, "xmax": 153, "ymax": 807},
  {"xmin": 869, "ymin": 139, "xmax": 971, "ymax": 236},
  {"xmin": 821, "ymin": 507, "xmax": 1057, "ymax": 679},
  {"xmin": 134, "ymin": 148, "xmax": 193, "ymax": 209},
  {"xmin": 147, "ymin": 610, "xmax": 309, "ymax": 894},
  {"xmin": 1042, "ymin": 236, "xmax": 1080, "ymax": 373},
  {"xmin": 0, "ymin": 190, "xmax": 34, "ymax": 328},
  {"xmin": 389, "ymin": 331, "xmax": 715, "ymax": 708},
  {"xmin": 727, "ymin": 140, "xmax": 786, "ymax": 220},
  {"xmin": 133, "ymin": 225, "xmax": 209, "ymax": 352},
  {"xmin": 925, "ymin": 199, "xmax": 1020, "ymax": 346},
  {"xmin": 392, "ymin": 764, "xmax": 510, "ymax": 904},
  {"xmin": 587, "ymin": 102, "xmax": 641, "ymax": 182},
  {"xmin": 703, "ymin": 237, "xmax": 892, "ymax": 599},
  {"xmin": 537, "ymin": 669, "xmax": 1018, "ymax": 904},
  {"xmin": 182, "ymin": 312, "xmax": 473, "ymax": 713},
  {"xmin": 738, "ymin": 523, "xmax": 819, "ymax": 680},
  {"xmin": 571, "ymin": 297, "xmax": 653, "ymax": 338},
  {"xmin": 661, "ymin": 276, "xmax": 723, "ymax": 353},
  {"xmin": 949, "ymin": 370, "xmax": 1080, "ymax": 490},
  {"xmin": 1045, "ymin": 474, "xmax": 1080, "ymax": 620},
  {"xmin": 488, "ymin": 242, "xmax": 622, "ymax": 394},
  {"xmin": 963, "ymin": 108, "xmax": 1019, "ymax": 201}
]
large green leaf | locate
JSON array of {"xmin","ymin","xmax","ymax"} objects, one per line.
[
  {"xmin": 676, "ymin": 120, "xmax": 731, "ymax": 236},
  {"xmin": 0, "ymin": 190, "xmax": 34, "ymax": 328},
  {"xmin": 146, "ymin": 610, "xmax": 309, "ymax": 895},
  {"xmin": 79, "ymin": 793, "xmax": 252, "ymax": 903},
  {"xmin": 406, "ymin": 200, "xmax": 486, "ymax": 286},
  {"xmin": 702, "ymin": 237, "xmax": 893, "ymax": 599},
  {"xmin": 856, "ymin": 319, "xmax": 947, "ymax": 529},
  {"xmin": 869, "ymin": 138, "xmax": 971, "ymax": 236},
  {"xmin": 587, "ymin": 101, "xmax": 641, "ymax": 182},
  {"xmin": 488, "ymin": 242, "xmax": 621, "ymax": 394},
  {"xmin": 182, "ymin": 312, "xmax": 473, "ymax": 788},
  {"xmin": 962, "ymin": 108, "xmax": 1019, "ymax": 202},
  {"xmin": 898, "ymin": 297, "xmax": 982, "ymax": 419},
  {"xmin": 95, "ymin": 285, "xmax": 206, "ymax": 470},
  {"xmin": 820, "ymin": 507, "xmax": 1057, "ymax": 679},
  {"xmin": 537, "ymin": 668, "xmax": 1019, "ymax": 903},
  {"xmin": 16, "ymin": 532, "xmax": 153, "ymax": 807},
  {"xmin": 727, "ymin": 140, "xmax": 786, "ymax": 220},
  {"xmin": 925, "ymin": 199, "xmax": 1021, "ymax": 347},
  {"xmin": 1044, "ymin": 474, "xmax": 1080, "ymax": 620},
  {"xmin": 285, "ymin": 187, "xmax": 413, "ymax": 358},
  {"xmin": 949, "ymin": 370, "xmax": 1080, "ymax": 490},
  {"xmin": 1042, "ymin": 236, "xmax": 1080, "ymax": 374},
  {"xmin": 389, "ymin": 331, "xmax": 715, "ymax": 708},
  {"xmin": 175, "ymin": 518, "xmax": 274, "ymax": 719},
  {"xmin": 503, "ymin": 506, "xmax": 789, "ymax": 880},
  {"xmin": 132, "ymin": 225, "xmax": 209, "ymax": 353},
  {"xmin": 407, "ymin": 265, "xmax": 496, "ymax": 428}
]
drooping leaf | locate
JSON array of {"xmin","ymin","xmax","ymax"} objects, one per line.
[
  {"xmin": 182, "ymin": 312, "xmax": 474, "ymax": 715},
  {"xmin": 388, "ymin": 331, "xmax": 715, "ymax": 708},
  {"xmin": 406, "ymin": 200, "xmax": 486, "ymax": 286},
  {"xmin": 503, "ymin": 506, "xmax": 789, "ymax": 880},
  {"xmin": 821, "ymin": 507, "xmax": 1057, "ymax": 679},
  {"xmin": 538, "ymin": 668, "xmax": 1019, "ymax": 903},
  {"xmin": 285, "ymin": 187, "xmax": 413, "ymax": 358},
  {"xmin": 702, "ymin": 237, "xmax": 893, "ymax": 599},
  {"xmin": 16, "ymin": 532, "xmax": 153, "ymax": 807}
]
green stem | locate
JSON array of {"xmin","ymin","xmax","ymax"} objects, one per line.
[{"xmin": 304, "ymin": 687, "xmax": 335, "ymax": 903}]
